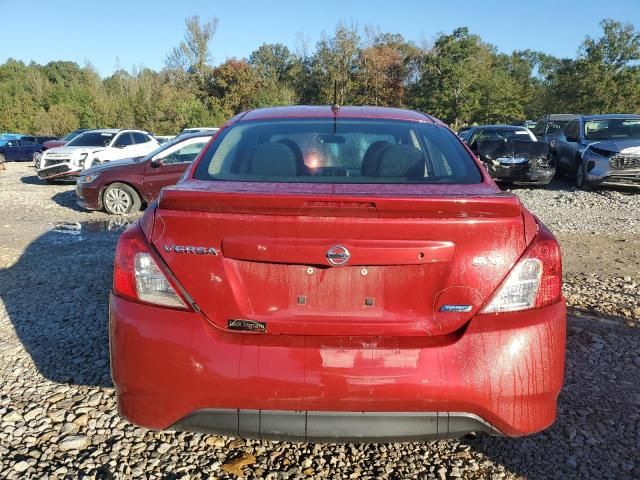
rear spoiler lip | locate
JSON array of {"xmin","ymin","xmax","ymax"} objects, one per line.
[{"xmin": 158, "ymin": 188, "xmax": 523, "ymax": 219}]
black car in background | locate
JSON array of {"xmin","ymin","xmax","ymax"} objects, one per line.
[
  {"xmin": 457, "ymin": 126, "xmax": 472, "ymax": 138},
  {"xmin": 554, "ymin": 114, "xmax": 640, "ymax": 189},
  {"xmin": 461, "ymin": 125, "xmax": 554, "ymax": 186}
]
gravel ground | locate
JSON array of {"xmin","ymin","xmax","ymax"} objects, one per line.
[
  {"xmin": 0, "ymin": 163, "xmax": 638, "ymax": 479},
  {"xmin": 510, "ymin": 180, "xmax": 640, "ymax": 235}
]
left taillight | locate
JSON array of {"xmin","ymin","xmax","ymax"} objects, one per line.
[{"xmin": 113, "ymin": 225, "xmax": 188, "ymax": 310}]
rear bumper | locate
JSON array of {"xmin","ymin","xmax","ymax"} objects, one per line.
[
  {"xmin": 110, "ymin": 295, "xmax": 566, "ymax": 440},
  {"xmin": 172, "ymin": 410, "xmax": 500, "ymax": 442}
]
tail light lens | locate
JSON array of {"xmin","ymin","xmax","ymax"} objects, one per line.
[
  {"xmin": 482, "ymin": 224, "xmax": 562, "ymax": 313},
  {"xmin": 113, "ymin": 225, "xmax": 188, "ymax": 309}
]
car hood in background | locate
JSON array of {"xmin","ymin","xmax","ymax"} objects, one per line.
[{"xmin": 587, "ymin": 138, "xmax": 640, "ymax": 154}]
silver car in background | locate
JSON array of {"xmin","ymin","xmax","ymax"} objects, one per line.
[{"xmin": 555, "ymin": 114, "xmax": 640, "ymax": 189}]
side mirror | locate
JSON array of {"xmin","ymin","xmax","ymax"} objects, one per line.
[
  {"xmin": 150, "ymin": 157, "xmax": 163, "ymax": 168},
  {"xmin": 565, "ymin": 135, "xmax": 579, "ymax": 143}
]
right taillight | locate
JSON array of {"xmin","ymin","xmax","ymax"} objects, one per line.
[
  {"xmin": 482, "ymin": 225, "xmax": 562, "ymax": 313},
  {"xmin": 113, "ymin": 225, "xmax": 188, "ymax": 310}
]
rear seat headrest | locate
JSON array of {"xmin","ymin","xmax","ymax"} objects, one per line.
[
  {"xmin": 361, "ymin": 141, "xmax": 391, "ymax": 176},
  {"xmin": 248, "ymin": 143, "xmax": 298, "ymax": 176},
  {"xmin": 376, "ymin": 144, "xmax": 425, "ymax": 178}
]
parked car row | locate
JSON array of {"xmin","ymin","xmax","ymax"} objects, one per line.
[
  {"xmin": 0, "ymin": 125, "xmax": 218, "ymax": 213},
  {"xmin": 457, "ymin": 113, "xmax": 640, "ymax": 190}
]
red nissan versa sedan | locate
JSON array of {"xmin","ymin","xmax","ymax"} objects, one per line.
[{"xmin": 110, "ymin": 106, "xmax": 566, "ymax": 442}]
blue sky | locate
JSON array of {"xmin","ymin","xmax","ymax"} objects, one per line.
[{"xmin": 0, "ymin": 0, "xmax": 638, "ymax": 76}]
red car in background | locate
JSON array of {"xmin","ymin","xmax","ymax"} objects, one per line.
[
  {"xmin": 110, "ymin": 106, "xmax": 566, "ymax": 442},
  {"xmin": 76, "ymin": 132, "xmax": 214, "ymax": 214}
]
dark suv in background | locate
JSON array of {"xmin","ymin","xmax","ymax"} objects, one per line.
[
  {"xmin": 532, "ymin": 114, "xmax": 579, "ymax": 144},
  {"xmin": 0, "ymin": 136, "xmax": 58, "ymax": 163},
  {"xmin": 554, "ymin": 114, "xmax": 640, "ymax": 189}
]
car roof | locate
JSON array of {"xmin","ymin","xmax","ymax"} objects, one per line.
[
  {"xmin": 83, "ymin": 128, "xmax": 120, "ymax": 134},
  {"xmin": 176, "ymin": 131, "xmax": 216, "ymax": 140},
  {"xmin": 547, "ymin": 114, "xmax": 579, "ymax": 121},
  {"xmin": 471, "ymin": 125, "xmax": 528, "ymax": 131},
  {"xmin": 83, "ymin": 128, "xmax": 151, "ymax": 134},
  {"xmin": 235, "ymin": 106, "xmax": 440, "ymax": 125},
  {"xmin": 581, "ymin": 114, "xmax": 640, "ymax": 121}
]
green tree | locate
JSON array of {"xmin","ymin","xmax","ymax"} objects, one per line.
[
  {"xmin": 544, "ymin": 19, "xmax": 640, "ymax": 114},
  {"xmin": 165, "ymin": 16, "xmax": 218, "ymax": 89}
]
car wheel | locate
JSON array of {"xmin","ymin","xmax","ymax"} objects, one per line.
[
  {"xmin": 575, "ymin": 161, "xmax": 591, "ymax": 190},
  {"xmin": 103, "ymin": 183, "xmax": 141, "ymax": 215}
]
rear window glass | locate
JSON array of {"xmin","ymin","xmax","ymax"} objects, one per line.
[{"xmin": 194, "ymin": 119, "xmax": 481, "ymax": 184}]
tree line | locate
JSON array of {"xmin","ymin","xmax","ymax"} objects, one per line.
[{"xmin": 0, "ymin": 17, "xmax": 638, "ymax": 136}]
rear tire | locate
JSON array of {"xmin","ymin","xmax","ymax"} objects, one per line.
[{"xmin": 103, "ymin": 182, "xmax": 141, "ymax": 215}]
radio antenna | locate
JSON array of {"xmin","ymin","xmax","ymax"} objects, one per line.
[
  {"xmin": 331, "ymin": 80, "xmax": 339, "ymax": 133},
  {"xmin": 331, "ymin": 79, "xmax": 340, "ymax": 114}
]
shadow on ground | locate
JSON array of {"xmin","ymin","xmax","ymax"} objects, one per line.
[
  {"xmin": 0, "ymin": 221, "xmax": 130, "ymax": 387},
  {"xmin": 20, "ymin": 173, "xmax": 46, "ymax": 185},
  {"xmin": 51, "ymin": 190, "xmax": 85, "ymax": 212}
]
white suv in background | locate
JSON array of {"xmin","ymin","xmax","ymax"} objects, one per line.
[{"xmin": 37, "ymin": 129, "xmax": 159, "ymax": 181}]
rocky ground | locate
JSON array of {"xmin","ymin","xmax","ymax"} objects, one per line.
[{"xmin": 0, "ymin": 163, "xmax": 638, "ymax": 479}]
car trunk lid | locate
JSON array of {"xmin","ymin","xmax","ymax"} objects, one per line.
[{"xmin": 150, "ymin": 181, "xmax": 527, "ymax": 336}]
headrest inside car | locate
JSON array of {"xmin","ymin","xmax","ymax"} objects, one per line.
[
  {"xmin": 248, "ymin": 143, "xmax": 298, "ymax": 176},
  {"xmin": 376, "ymin": 144, "xmax": 425, "ymax": 178}
]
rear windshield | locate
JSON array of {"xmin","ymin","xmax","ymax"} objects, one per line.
[
  {"xmin": 194, "ymin": 119, "xmax": 481, "ymax": 184},
  {"xmin": 67, "ymin": 132, "xmax": 115, "ymax": 147}
]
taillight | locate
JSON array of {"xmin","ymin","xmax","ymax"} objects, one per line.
[
  {"xmin": 113, "ymin": 225, "xmax": 188, "ymax": 309},
  {"xmin": 482, "ymin": 225, "xmax": 562, "ymax": 313}
]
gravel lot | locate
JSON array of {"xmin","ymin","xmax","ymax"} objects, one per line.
[{"xmin": 0, "ymin": 163, "xmax": 638, "ymax": 479}]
